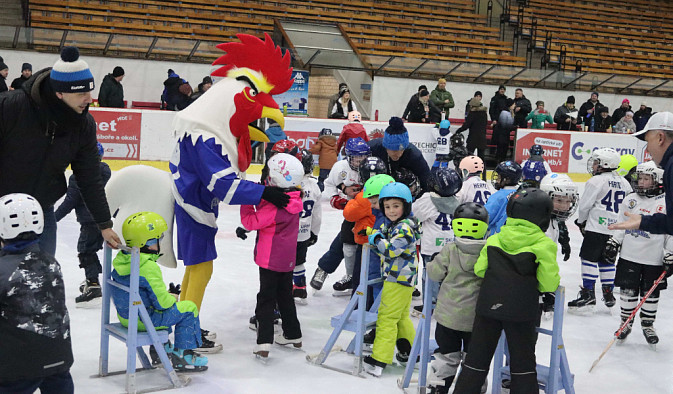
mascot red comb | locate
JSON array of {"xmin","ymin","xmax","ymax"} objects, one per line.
[{"xmin": 169, "ymin": 34, "xmax": 294, "ymax": 350}]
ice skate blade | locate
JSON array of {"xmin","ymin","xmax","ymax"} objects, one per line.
[
  {"xmin": 567, "ymin": 305, "xmax": 596, "ymax": 315},
  {"xmin": 294, "ymin": 298, "xmax": 308, "ymax": 306},
  {"xmin": 195, "ymin": 343, "xmax": 223, "ymax": 354},
  {"xmin": 543, "ymin": 311, "xmax": 554, "ymax": 320},
  {"xmin": 75, "ymin": 297, "xmax": 102, "ymax": 309},
  {"xmin": 332, "ymin": 290, "xmax": 352, "ymax": 297},
  {"xmin": 254, "ymin": 353, "xmax": 269, "ymax": 364},
  {"xmin": 649, "ymin": 343, "xmax": 657, "ymax": 351}
]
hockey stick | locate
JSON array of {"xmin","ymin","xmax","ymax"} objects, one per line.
[{"xmin": 589, "ymin": 269, "xmax": 667, "ymax": 373}]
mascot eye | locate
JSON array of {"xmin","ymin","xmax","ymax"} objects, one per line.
[{"xmin": 248, "ymin": 88, "xmax": 257, "ymax": 97}]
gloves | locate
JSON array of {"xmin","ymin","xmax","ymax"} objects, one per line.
[
  {"xmin": 236, "ymin": 226, "xmax": 249, "ymax": 240},
  {"xmin": 330, "ymin": 195, "xmax": 348, "ymax": 210},
  {"xmin": 601, "ymin": 237, "xmax": 621, "ymax": 265},
  {"xmin": 541, "ymin": 292, "xmax": 555, "ymax": 313},
  {"xmin": 558, "ymin": 221, "xmax": 571, "ymax": 261},
  {"xmin": 366, "ymin": 227, "xmax": 383, "ymax": 246},
  {"xmin": 168, "ymin": 282, "xmax": 181, "ymax": 301},
  {"xmin": 307, "ymin": 232, "xmax": 318, "ymax": 247},
  {"xmin": 262, "ymin": 186, "xmax": 290, "ymax": 208},
  {"xmin": 574, "ymin": 219, "xmax": 586, "ymax": 236},
  {"xmin": 663, "ymin": 253, "xmax": 673, "ymax": 278}
]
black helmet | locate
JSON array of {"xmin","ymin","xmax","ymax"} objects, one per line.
[
  {"xmin": 506, "ymin": 188, "xmax": 553, "ymax": 232},
  {"xmin": 492, "ymin": 160, "xmax": 523, "ymax": 190},
  {"xmin": 452, "ymin": 202, "xmax": 489, "ymax": 239},
  {"xmin": 300, "ymin": 148, "xmax": 314, "ymax": 175},
  {"xmin": 530, "ymin": 144, "xmax": 544, "ymax": 156},
  {"xmin": 428, "ymin": 167, "xmax": 462, "ymax": 197},
  {"xmin": 359, "ymin": 156, "xmax": 387, "ymax": 183},
  {"xmin": 392, "ymin": 167, "xmax": 421, "ymax": 200},
  {"xmin": 319, "ymin": 128, "xmax": 333, "ymax": 137},
  {"xmin": 450, "ymin": 132, "xmax": 464, "ymax": 147}
]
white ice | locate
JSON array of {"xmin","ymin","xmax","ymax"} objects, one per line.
[{"xmin": 54, "ymin": 177, "xmax": 673, "ymax": 393}]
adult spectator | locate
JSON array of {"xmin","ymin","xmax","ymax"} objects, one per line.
[
  {"xmin": 456, "ymin": 96, "xmax": 488, "ymax": 159},
  {"xmin": 594, "ymin": 107, "xmax": 612, "ymax": 132},
  {"xmin": 327, "ymin": 82, "xmax": 347, "ymax": 118},
  {"xmin": 0, "ymin": 62, "xmax": 8, "ymax": 93},
  {"xmin": 161, "ymin": 69, "xmax": 192, "ymax": 111},
  {"xmin": 330, "ymin": 88, "xmax": 356, "ymax": 119},
  {"xmin": 406, "ymin": 89, "xmax": 441, "ymax": 123},
  {"xmin": 369, "ymin": 117, "xmax": 431, "ymax": 191},
  {"xmin": 634, "ymin": 101, "xmax": 652, "ymax": 132},
  {"xmin": 189, "ymin": 76, "xmax": 213, "ymax": 102},
  {"xmin": 98, "ymin": 66, "xmax": 125, "ymax": 108},
  {"xmin": 10, "ymin": 63, "xmax": 31, "ymax": 90},
  {"xmin": 0, "ymin": 46, "xmax": 121, "ymax": 256},
  {"xmin": 402, "ymin": 85, "xmax": 427, "ymax": 121},
  {"xmin": 578, "ymin": 92, "xmax": 605, "ymax": 132},
  {"xmin": 493, "ymin": 98, "xmax": 516, "ymax": 163},
  {"xmin": 430, "ymin": 78, "xmax": 454, "ymax": 118},
  {"xmin": 613, "ymin": 111, "xmax": 636, "ymax": 134},
  {"xmin": 525, "ymin": 100, "xmax": 554, "ymax": 129},
  {"xmin": 464, "ymin": 91, "xmax": 482, "ymax": 118},
  {"xmin": 611, "ymin": 112, "xmax": 673, "ymax": 234},
  {"xmin": 612, "ymin": 98, "xmax": 632, "ymax": 126},
  {"xmin": 513, "ymin": 88, "xmax": 532, "ymax": 128},
  {"xmin": 489, "ymin": 85, "xmax": 508, "ymax": 125},
  {"xmin": 554, "ymin": 95, "xmax": 579, "ymax": 130}
]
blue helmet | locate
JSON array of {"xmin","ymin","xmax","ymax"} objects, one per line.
[
  {"xmin": 492, "ymin": 160, "xmax": 523, "ymax": 189},
  {"xmin": 378, "ymin": 182, "xmax": 413, "ymax": 219},
  {"xmin": 439, "ymin": 119, "xmax": 451, "ymax": 129},
  {"xmin": 97, "ymin": 142, "xmax": 105, "ymax": 158},
  {"xmin": 522, "ymin": 160, "xmax": 548, "ymax": 187},
  {"xmin": 345, "ymin": 137, "xmax": 371, "ymax": 171},
  {"xmin": 429, "ymin": 167, "xmax": 462, "ymax": 197},
  {"xmin": 530, "ymin": 144, "xmax": 544, "ymax": 156}
]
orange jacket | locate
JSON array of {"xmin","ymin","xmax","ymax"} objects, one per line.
[
  {"xmin": 310, "ymin": 135, "xmax": 338, "ymax": 169},
  {"xmin": 343, "ymin": 191, "xmax": 376, "ymax": 245}
]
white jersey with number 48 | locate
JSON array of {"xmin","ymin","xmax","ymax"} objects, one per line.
[{"xmin": 577, "ymin": 171, "xmax": 632, "ymax": 236}]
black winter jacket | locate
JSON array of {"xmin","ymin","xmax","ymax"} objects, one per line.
[
  {"xmin": 456, "ymin": 109, "xmax": 488, "ymax": 150},
  {"xmin": 98, "ymin": 74, "xmax": 124, "ymax": 108},
  {"xmin": 10, "ymin": 75, "xmax": 29, "ymax": 90},
  {"xmin": 513, "ymin": 96, "xmax": 532, "ymax": 128},
  {"xmin": 0, "ymin": 68, "xmax": 112, "ymax": 228},
  {"xmin": 55, "ymin": 161, "xmax": 111, "ymax": 224},
  {"xmin": 0, "ymin": 243, "xmax": 73, "ymax": 382},
  {"xmin": 489, "ymin": 91, "xmax": 508, "ymax": 121},
  {"xmin": 611, "ymin": 105, "xmax": 632, "ymax": 126},
  {"xmin": 553, "ymin": 104, "xmax": 578, "ymax": 131},
  {"xmin": 405, "ymin": 99, "xmax": 442, "ymax": 123},
  {"xmin": 368, "ymin": 138, "xmax": 431, "ymax": 192},
  {"xmin": 578, "ymin": 99, "xmax": 606, "ymax": 128},
  {"xmin": 634, "ymin": 107, "xmax": 652, "ymax": 131}
]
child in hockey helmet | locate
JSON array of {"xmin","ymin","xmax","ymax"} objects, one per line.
[
  {"xmin": 453, "ymin": 202, "xmax": 489, "ymax": 239},
  {"xmin": 540, "ymin": 173, "xmax": 579, "ymax": 220},
  {"xmin": 359, "ymin": 156, "xmax": 388, "ymax": 183},
  {"xmin": 266, "ymin": 153, "xmax": 305, "ymax": 189},
  {"xmin": 617, "ymin": 154, "xmax": 638, "ymax": 180},
  {"xmin": 521, "ymin": 160, "xmax": 548, "ymax": 188},
  {"xmin": 450, "ymin": 133, "xmax": 469, "ymax": 169},
  {"xmin": 433, "ymin": 120, "xmax": 452, "ymax": 168},
  {"xmin": 491, "ymin": 160, "xmax": 523, "ymax": 190},
  {"xmin": 506, "ymin": 188, "xmax": 553, "ymax": 232},
  {"xmin": 300, "ymin": 149, "xmax": 314, "ymax": 175},
  {"xmin": 529, "ymin": 144, "xmax": 544, "ymax": 158},
  {"xmin": 632, "ymin": 161, "xmax": 664, "ymax": 197},
  {"xmin": 345, "ymin": 137, "xmax": 371, "ymax": 171},
  {"xmin": 119, "ymin": 211, "xmax": 209, "ymax": 371},
  {"xmin": 458, "ymin": 155, "xmax": 484, "ymax": 179},
  {"xmin": 261, "ymin": 140, "xmax": 302, "ymax": 183},
  {"xmin": 428, "ymin": 167, "xmax": 463, "ymax": 197},
  {"xmin": 587, "ymin": 147, "xmax": 620, "ymax": 176},
  {"xmin": 393, "ymin": 167, "xmax": 422, "ymax": 200}
]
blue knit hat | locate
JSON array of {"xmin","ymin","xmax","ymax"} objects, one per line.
[
  {"xmin": 50, "ymin": 46, "xmax": 94, "ymax": 93},
  {"xmin": 383, "ymin": 117, "xmax": 409, "ymax": 151}
]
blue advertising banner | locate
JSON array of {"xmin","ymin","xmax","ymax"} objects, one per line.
[{"xmin": 274, "ymin": 70, "xmax": 309, "ymax": 116}]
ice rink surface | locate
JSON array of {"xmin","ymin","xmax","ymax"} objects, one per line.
[{"xmin": 54, "ymin": 177, "xmax": 673, "ymax": 393}]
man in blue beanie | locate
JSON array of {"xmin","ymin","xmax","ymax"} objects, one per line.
[{"xmin": 0, "ymin": 46, "xmax": 121, "ymax": 256}]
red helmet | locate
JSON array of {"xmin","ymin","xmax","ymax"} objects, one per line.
[
  {"xmin": 459, "ymin": 156, "xmax": 484, "ymax": 176},
  {"xmin": 271, "ymin": 140, "xmax": 301, "ymax": 160}
]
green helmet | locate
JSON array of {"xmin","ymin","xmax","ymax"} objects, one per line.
[
  {"xmin": 452, "ymin": 202, "xmax": 489, "ymax": 239},
  {"xmin": 122, "ymin": 211, "xmax": 168, "ymax": 248},
  {"xmin": 616, "ymin": 154, "xmax": 638, "ymax": 177},
  {"xmin": 363, "ymin": 174, "xmax": 395, "ymax": 198}
]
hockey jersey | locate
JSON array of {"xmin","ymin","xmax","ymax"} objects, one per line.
[
  {"xmin": 613, "ymin": 192, "xmax": 672, "ymax": 266},
  {"xmin": 434, "ymin": 129, "xmax": 452, "ymax": 156},
  {"xmin": 546, "ymin": 218, "xmax": 560, "ymax": 242},
  {"xmin": 484, "ymin": 186, "xmax": 518, "ymax": 235},
  {"xmin": 521, "ymin": 158, "xmax": 552, "ymax": 176},
  {"xmin": 298, "ymin": 175, "xmax": 322, "ymax": 242},
  {"xmin": 456, "ymin": 175, "xmax": 495, "ymax": 205},
  {"xmin": 323, "ymin": 159, "xmax": 361, "ymax": 200},
  {"xmin": 413, "ymin": 192, "xmax": 460, "ymax": 256},
  {"xmin": 577, "ymin": 171, "xmax": 632, "ymax": 235}
]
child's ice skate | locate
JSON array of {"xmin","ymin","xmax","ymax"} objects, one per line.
[
  {"xmin": 275, "ymin": 334, "xmax": 302, "ymax": 349},
  {"xmin": 168, "ymin": 344, "xmax": 208, "ymax": 373},
  {"xmin": 75, "ymin": 279, "xmax": 102, "ymax": 308},
  {"xmin": 363, "ymin": 355, "xmax": 386, "ymax": 377},
  {"xmin": 615, "ymin": 319, "xmax": 633, "ymax": 344},
  {"xmin": 293, "ymin": 285, "xmax": 308, "ymax": 305},
  {"xmin": 332, "ymin": 275, "xmax": 353, "ymax": 296},
  {"xmin": 567, "ymin": 287, "xmax": 596, "ymax": 313},
  {"xmin": 642, "ymin": 321, "xmax": 659, "ymax": 351},
  {"xmin": 253, "ymin": 343, "xmax": 271, "ymax": 362}
]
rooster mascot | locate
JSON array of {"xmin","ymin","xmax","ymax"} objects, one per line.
[{"xmin": 169, "ymin": 33, "xmax": 294, "ymax": 350}]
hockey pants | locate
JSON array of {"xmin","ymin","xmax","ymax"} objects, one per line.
[
  {"xmin": 371, "ymin": 282, "xmax": 415, "ymax": 365},
  {"xmin": 581, "ymin": 259, "xmax": 615, "ymax": 290},
  {"xmin": 180, "ymin": 260, "xmax": 213, "ymax": 311}
]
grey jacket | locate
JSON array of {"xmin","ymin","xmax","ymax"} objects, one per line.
[{"xmin": 427, "ymin": 237, "xmax": 486, "ymax": 332}]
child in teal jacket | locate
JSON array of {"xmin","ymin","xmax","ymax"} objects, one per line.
[{"xmin": 525, "ymin": 101, "xmax": 554, "ymax": 129}]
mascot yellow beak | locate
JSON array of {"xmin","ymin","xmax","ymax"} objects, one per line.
[{"xmin": 248, "ymin": 107, "xmax": 286, "ymax": 142}]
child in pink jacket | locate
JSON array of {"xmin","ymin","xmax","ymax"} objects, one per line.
[{"xmin": 240, "ymin": 153, "xmax": 305, "ymax": 360}]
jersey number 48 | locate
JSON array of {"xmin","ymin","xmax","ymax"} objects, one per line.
[{"xmin": 601, "ymin": 190, "xmax": 625, "ymax": 213}]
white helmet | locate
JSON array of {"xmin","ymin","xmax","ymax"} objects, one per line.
[
  {"xmin": 587, "ymin": 147, "xmax": 620, "ymax": 175},
  {"xmin": 0, "ymin": 193, "xmax": 44, "ymax": 240},
  {"xmin": 540, "ymin": 173, "xmax": 579, "ymax": 220},
  {"xmin": 633, "ymin": 161, "xmax": 664, "ymax": 196},
  {"xmin": 267, "ymin": 153, "xmax": 304, "ymax": 188}
]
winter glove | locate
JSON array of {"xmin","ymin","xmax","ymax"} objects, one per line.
[
  {"xmin": 366, "ymin": 227, "xmax": 383, "ymax": 246},
  {"xmin": 601, "ymin": 237, "xmax": 621, "ymax": 265},
  {"xmin": 307, "ymin": 232, "xmax": 318, "ymax": 247},
  {"xmin": 168, "ymin": 282, "xmax": 181, "ymax": 301},
  {"xmin": 663, "ymin": 253, "xmax": 673, "ymax": 278},
  {"xmin": 541, "ymin": 292, "xmax": 555, "ymax": 313},
  {"xmin": 558, "ymin": 221, "xmax": 571, "ymax": 261},
  {"xmin": 574, "ymin": 219, "xmax": 586, "ymax": 236},
  {"xmin": 330, "ymin": 195, "xmax": 348, "ymax": 210},
  {"xmin": 236, "ymin": 226, "xmax": 249, "ymax": 240},
  {"xmin": 262, "ymin": 186, "xmax": 290, "ymax": 208}
]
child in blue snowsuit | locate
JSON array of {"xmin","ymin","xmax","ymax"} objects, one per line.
[{"xmin": 485, "ymin": 160, "xmax": 523, "ymax": 235}]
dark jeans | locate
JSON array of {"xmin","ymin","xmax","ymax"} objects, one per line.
[
  {"xmin": 317, "ymin": 233, "xmax": 344, "ymax": 274},
  {"xmin": 454, "ymin": 314, "xmax": 538, "ymax": 394},
  {"xmin": 318, "ymin": 169, "xmax": 330, "ymax": 192},
  {"xmin": 0, "ymin": 371, "xmax": 74, "ymax": 394},
  {"xmin": 39, "ymin": 206, "xmax": 57, "ymax": 257},
  {"xmin": 78, "ymin": 223, "xmax": 104, "ymax": 280},
  {"xmin": 255, "ymin": 267, "xmax": 302, "ymax": 344}
]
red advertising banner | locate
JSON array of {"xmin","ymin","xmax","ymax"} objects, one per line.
[
  {"xmin": 91, "ymin": 110, "xmax": 142, "ymax": 160},
  {"xmin": 515, "ymin": 131, "xmax": 571, "ymax": 173},
  {"xmin": 284, "ymin": 130, "xmax": 319, "ymax": 151}
]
